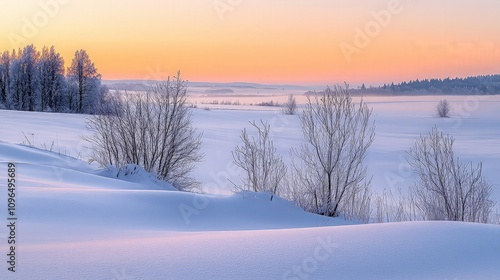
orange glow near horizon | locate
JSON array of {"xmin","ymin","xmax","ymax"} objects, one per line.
[{"xmin": 2, "ymin": 0, "xmax": 500, "ymax": 86}]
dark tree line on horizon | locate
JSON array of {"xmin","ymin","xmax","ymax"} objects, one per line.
[
  {"xmin": 357, "ymin": 74, "xmax": 500, "ymax": 95},
  {"xmin": 0, "ymin": 45, "xmax": 106, "ymax": 114}
]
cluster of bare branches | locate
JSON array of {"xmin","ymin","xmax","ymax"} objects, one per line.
[
  {"xmin": 291, "ymin": 84, "xmax": 375, "ymax": 218},
  {"xmin": 85, "ymin": 73, "xmax": 203, "ymax": 191},
  {"xmin": 407, "ymin": 127, "xmax": 494, "ymax": 222},
  {"xmin": 436, "ymin": 99, "xmax": 451, "ymax": 117},
  {"xmin": 371, "ymin": 189, "xmax": 420, "ymax": 223},
  {"xmin": 229, "ymin": 84, "xmax": 497, "ymax": 224},
  {"xmin": 371, "ymin": 127, "xmax": 495, "ymax": 224},
  {"xmin": 233, "ymin": 85, "xmax": 375, "ymax": 221},
  {"xmin": 233, "ymin": 84, "xmax": 375, "ymax": 221},
  {"xmin": 232, "ymin": 120, "xmax": 287, "ymax": 195},
  {"xmin": 281, "ymin": 94, "xmax": 297, "ymax": 115}
]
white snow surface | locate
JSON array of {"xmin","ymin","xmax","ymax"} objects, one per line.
[{"xmin": 0, "ymin": 94, "xmax": 499, "ymax": 279}]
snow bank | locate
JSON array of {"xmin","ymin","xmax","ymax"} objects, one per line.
[
  {"xmin": 6, "ymin": 222, "xmax": 500, "ymax": 279},
  {"xmin": 0, "ymin": 142, "xmax": 342, "ymax": 235},
  {"xmin": 0, "ymin": 96, "xmax": 499, "ymax": 279}
]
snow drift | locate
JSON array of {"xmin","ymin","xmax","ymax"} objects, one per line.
[{"xmin": 0, "ymin": 141, "xmax": 499, "ymax": 279}]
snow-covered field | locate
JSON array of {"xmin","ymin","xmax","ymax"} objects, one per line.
[{"xmin": 0, "ymin": 94, "xmax": 499, "ymax": 279}]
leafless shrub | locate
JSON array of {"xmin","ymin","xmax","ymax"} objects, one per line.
[
  {"xmin": 232, "ymin": 120, "xmax": 287, "ymax": 195},
  {"xmin": 372, "ymin": 189, "xmax": 421, "ymax": 223},
  {"xmin": 407, "ymin": 126, "xmax": 495, "ymax": 223},
  {"xmin": 341, "ymin": 184, "xmax": 372, "ymax": 223},
  {"xmin": 436, "ymin": 99, "xmax": 450, "ymax": 117},
  {"xmin": 84, "ymin": 73, "xmax": 203, "ymax": 191},
  {"xmin": 281, "ymin": 94, "xmax": 297, "ymax": 115},
  {"xmin": 292, "ymin": 84, "xmax": 375, "ymax": 219},
  {"xmin": 491, "ymin": 208, "xmax": 500, "ymax": 225},
  {"xmin": 256, "ymin": 100, "xmax": 279, "ymax": 107}
]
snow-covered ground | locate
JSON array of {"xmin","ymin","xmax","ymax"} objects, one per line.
[{"xmin": 0, "ymin": 94, "xmax": 499, "ymax": 279}]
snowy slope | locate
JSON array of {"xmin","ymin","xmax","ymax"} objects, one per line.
[
  {"xmin": 0, "ymin": 142, "xmax": 343, "ymax": 234},
  {"xmin": 1, "ymin": 95, "xmax": 499, "ymax": 200},
  {"xmin": 13, "ymin": 222, "xmax": 500, "ymax": 279},
  {"xmin": 0, "ymin": 95, "xmax": 499, "ymax": 279},
  {"xmin": 0, "ymin": 141, "xmax": 499, "ymax": 279}
]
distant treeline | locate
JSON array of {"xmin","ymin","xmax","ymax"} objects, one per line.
[
  {"xmin": 0, "ymin": 45, "xmax": 107, "ymax": 114},
  {"xmin": 356, "ymin": 75, "xmax": 500, "ymax": 95}
]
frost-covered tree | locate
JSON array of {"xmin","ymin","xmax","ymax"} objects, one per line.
[
  {"xmin": 436, "ymin": 99, "xmax": 450, "ymax": 118},
  {"xmin": 67, "ymin": 50, "xmax": 101, "ymax": 113},
  {"xmin": 0, "ymin": 45, "xmax": 105, "ymax": 113},
  {"xmin": 281, "ymin": 94, "xmax": 297, "ymax": 115},
  {"xmin": 18, "ymin": 45, "xmax": 40, "ymax": 111},
  {"xmin": 407, "ymin": 127, "xmax": 495, "ymax": 223},
  {"xmin": 65, "ymin": 81, "xmax": 79, "ymax": 112},
  {"xmin": 39, "ymin": 46, "xmax": 65, "ymax": 111},
  {"xmin": 292, "ymin": 84, "xmax": 375, "ymax": 218},
  {"xmin": 8, "ymin": 50, "xmax": 22, "ymax": 110},
  {"xmin": 85, "ymin": 73, "xmax": 203, "ymax": 191},
  {"xmin": 232, "ymin": 120, "xmax": 287, "ymax": 195},
  {"xmin": 9, "ymin": 46, "xmax": 41, "ymax": 111},
  {"xmin": 0, "ymin": 50, "xmax": 11, "ymax": 106}
]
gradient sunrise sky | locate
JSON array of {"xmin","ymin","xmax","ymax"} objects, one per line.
[{"xmin": 1, "ymin": 0, "xmax": 500, "ymax": 85}]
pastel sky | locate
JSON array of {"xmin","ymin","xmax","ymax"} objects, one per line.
[{"xmin": 2, "ymin": 0, "xmax": 500, "ymax": 85}]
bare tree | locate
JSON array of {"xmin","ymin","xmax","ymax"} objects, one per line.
[
  {"xmin": 407, "ymin": 126, "xmax": 495, "ymax": 223},
  {"xmin": 85, "ymin": 73, "xmax": 203, "ymax": 191},
  {"xmin": 232, "ymin": 120, "xmax": 287, "ymax": 195},
  {"xmin": 436, "ymin": 99, "xmax": 450, "ymax": 118},
  {"xmin": 281, "ymin": 94, "xmax": 297, "ymax": 115},
  {"xmin": 292, "ymin": 84, "xmax": 375, "ymax": 218}
]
